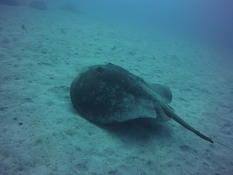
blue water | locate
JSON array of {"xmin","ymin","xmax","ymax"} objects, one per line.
[{"xmin": 73, "ymin": 0, "xmax": 233, "ymax": 52}]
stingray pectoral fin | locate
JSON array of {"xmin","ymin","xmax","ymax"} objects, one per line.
[
  {"xmin": 150, "ymin": 83, "xmax": 172, "ymax": 104},
  {"xmin": 162, "ymin": 105, "xmax": 214, "ymax": 143}
]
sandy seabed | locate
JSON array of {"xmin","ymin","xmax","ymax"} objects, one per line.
[{"xmin": 0, "ymin": 4, "xmax": 233, "ymax": 175}]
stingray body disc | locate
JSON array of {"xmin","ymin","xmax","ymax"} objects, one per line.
[{"xmin": 70, "ymin": 63, "xmax": 158, "ymax": 123}]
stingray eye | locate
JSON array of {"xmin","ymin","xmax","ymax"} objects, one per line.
[{"xmin": 96, "ymin": 67, "xmax": 104, "ymax": 73}]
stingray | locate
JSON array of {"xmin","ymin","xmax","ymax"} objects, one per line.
[{"xmin": 70, "ymin": 63, "xmax": 213, "ymax": 143}]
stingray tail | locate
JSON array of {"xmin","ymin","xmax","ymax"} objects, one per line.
[{"xmin": 162, "ymin": 105, "xmax": 214, "ymax": 144}]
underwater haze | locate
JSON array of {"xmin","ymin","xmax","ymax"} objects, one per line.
[
  {"xmin": 0, "ymin": 0, "xmax": 233, "ymax": 175},
  {"xmin": 72, "ymin": 0, "xmax": 233, "ymax": 52}
]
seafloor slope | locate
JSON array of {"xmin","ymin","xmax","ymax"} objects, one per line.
[{"xmin": 0, "ymin": 4, "xmax": 233, "ymax": 175}]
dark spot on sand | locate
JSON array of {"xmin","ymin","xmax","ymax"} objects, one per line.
[
  {"xmin": 18, "ymin": 166, "xmax": 24, "ymax": 172},
  {"xmin": 202, "ymin": 161, "xmax": 210, "ymax": 167},
  {"xmin": 21, "ymin": 24, "xmax": 27, "ymax": 31},
  {"xmin": 75, "ymin": 160, "xmax": 88, "ymax": 172},
  {"xmin": 111, "ymin": 46, "xmax": 117, "ymax": 50},
  {"xmin": 38, "ymin": 62, "xmax": 51, "ymax": 66},
  {"xmin": 18, "ymin": 122, "xmax": 23, "ymax": 126},
  {"xmin": 34, "ymin": 139, "xmax": 43, "ymax": 145},
  {"xmin": 128, "ymin": 50, "xmax": 136, "ymax": 56},
  {"xmin": 60, "ymin": 28, "xmax": 66, "ymax": 34},
  {"xmin": 1, "ymin": 37, "xmax": 10, "ymax": 45},
  {"xmin": 75, "ymin": 147, "xmax": 82, "ymax": 151},
  {"xmin": 108, "ymin": 170, "xmax": 119, "ymax": 175},
  {"xmin": 0, "ymin": 106, "xmax": 8, "ymax": 111},
  {"xmin": 146, "ymin": 160, "xmax": 153, "ymax": 166},
  {"xmin": 65, "ymin": 129, "xmax": 76, "ymax": 136},
  {"xmin": 41, "ymin": 48, "xmax": 48, "ymax": 54},
  {"xmin": 24, "ymin": 97, "xmax": 33, "ymax": 103},
  {"xmin": 179, "ymin": 144, "xmax": 198, "ymax": 154},
  {"xmin": 179, "ymin": 144, "xmax": 191, "ymax": 151}
]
